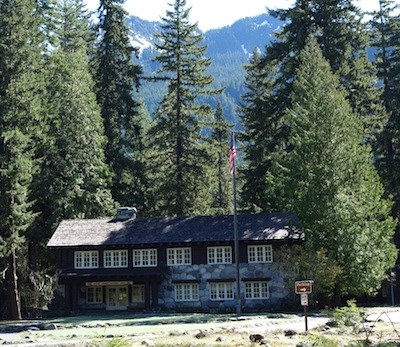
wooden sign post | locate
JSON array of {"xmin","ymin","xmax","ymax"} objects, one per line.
[{"xmin": 295, "ymin": 280, "xmax": 313, "ymax": 332}]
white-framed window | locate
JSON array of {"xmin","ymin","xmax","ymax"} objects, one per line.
[
  {"xmin": 210, "ymin": 282, "xmax": 234, "ymax": 300},
  {"xmin": 167, "ymin": 248, "xmax": 191, "ymax": 266},
  {"xmin": 207, "ymin": 246, "xmax": 232, "ymax": 264},
  {"xmin": 175, "ymin": 283, "xmax": 199, "ymax": 301},
  {"xmin": 133, "ymin": 249, "xmax": 157, "ymax": 267},
  {"xmin": 248, "ymin": 245, "xmax": 273, "ymax": 263},
  {"xmin": 87, "ymin": 287, "xmax": 103, "ymax": 304},
  {"xmin": 132, "ymin": 284, "xmax": 145, "ymax": 303},
  {"xmin": 245, "ymin": 281, "xmax": 269, "ymax": 299},
  {"xmin": 74, "ymin": 251, "xmax": 98, "ymax": 269},
  {"xmin": 104, "ymin": 250, "xmax": 128, "ymax": 268}
]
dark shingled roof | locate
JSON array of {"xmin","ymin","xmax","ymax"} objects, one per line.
[{"xmin": 47, "ymin": 212, "xmax": 303, "ymax": 248}]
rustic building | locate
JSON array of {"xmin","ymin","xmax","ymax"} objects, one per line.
[{"xmin": 47, "ymin": 209, "xmax": 303, "ymax": 313}]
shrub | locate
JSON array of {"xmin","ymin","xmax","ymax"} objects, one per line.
[
  {"xmin": 275, "ymin": 245, "xmax": 341, "ymax": 306},
  {"xmin": 89, "ymin": 337, "xmax": 131, "ymax": 347},
  {"xmin": 303, "ymin": 334, "xmax": 339, "ymax": 347},
  {"xmin": 329, "ymin": 300, "xmax": 364, "ymax": 327}
]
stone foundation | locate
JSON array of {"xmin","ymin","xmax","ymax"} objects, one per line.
[{"xmin": 158, "ymin": 262, "xmax": 289, "ymax": 312}]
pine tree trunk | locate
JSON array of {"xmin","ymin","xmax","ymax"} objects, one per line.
[
  {"xmin": 332, "ymin": 284, "xmax": 342, "ymax": 308},
  {"xmin": 7, "ymin": 250, "xmax": 22, "ymax": 320}
]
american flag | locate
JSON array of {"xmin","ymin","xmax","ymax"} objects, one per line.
[{"xmin": 229, "ymin": 134, "xmax": 236, "ymax": 175}]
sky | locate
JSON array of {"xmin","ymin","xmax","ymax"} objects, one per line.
[{"xmin": 85, "ymin": 0, "xmax": 397, "ymax": 32}]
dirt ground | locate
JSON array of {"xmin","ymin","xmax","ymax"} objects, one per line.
[{"xmin": 0, "ymin": 308, "xmax": 400, "ymax": 346}]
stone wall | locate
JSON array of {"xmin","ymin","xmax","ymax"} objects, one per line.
[{"xmin": 158, "ymin": 261, "xmax": 290, "ymax": 312}]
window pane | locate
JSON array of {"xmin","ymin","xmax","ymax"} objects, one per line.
[
  {"xmin": 175, "ymin": 283, "xmax": 199, "ymax": 301},
  {"xmin": 75, "ymin": 253, "xmax": 82, "ymax": 268},
  {"xmin": 132, "ymin": 285, "xmax": 145, "ymax": 302},
  {"xmin": 92, "ymin": 252, "xmax": 98, "ymax": 267},
  {"xmin": 75, "ymin": 251, "xmax": 98, "ymax": 269},
  {"xmin": 248, "ymin": 245, "xmax": 273, "ymax": 263},
  {"xmin": 133, "ymin": 249, "xmax": 157, "ymax": 267},
  {"xmin": 150, "ymin": 249, "xmax": 156, "ymax": 265},
  {"xmin": 244, "ymin": 282, "xmax": 269, "ymax": 299},
  {"xmin": 225, "ymin": 248, "xmax": 231, "ymax": 263},
  {"xmin": 210, "ymin": 282, "xmax": 234, "ymax": 300},
  {"xmin": 210, "ymin": 283, "xmax": 217, "ymax": 299},
  {"xmin": 184, "ymin": 249, "xmax": 190, "ymax": 263},
  {"xmin": 121, "ymin": 251, "xmax": 127, "ymax": 266},
  {"xmin": 104, "ymin": 250, "xmax": 127, "ymax": 268},
  {"xmin": 168, "ymin": 248, "xmax": 191, "ymax": 266},
  {"xmin": 226, "ymin": 284, "xmax": 233, "ymax": 299},
  {"xmin": 87, "ymin": 287, "xmax": 102, "ymax": 304},
  {"xmin": 208, "ymin": 247, "xmax": 232, "ymax": 264}
]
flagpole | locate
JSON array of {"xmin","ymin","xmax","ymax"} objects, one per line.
[{"xmin": 231, "ymin": 132, "xmax": 241, "ymax": 318}]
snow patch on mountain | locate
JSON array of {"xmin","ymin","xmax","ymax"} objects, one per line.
[
  {"xmin": 257, "ymin": 20, "xmax": 272, "ymax": 28},
  {"xmin": 130, "ymin": 34, "xmax": 153, "ymax": 54}
]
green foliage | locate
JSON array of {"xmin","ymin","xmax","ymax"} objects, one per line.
[
  {"xmin": 275, "ymin": 245, "xmax": 341, "ymax": 303},
  {"xmin": 265, "ymin": 0, "xmax": 383, "ymax": 130},
  {"xmin": 346, "ymin": 342, "xmax": 364, "ymax": 347},
  {"xmin": 89, "ymin": 337, "xmax": 131, "ymax": 347},
  {"xmin": 239, "ymin": 48, "xmax": 284, "ymax": 212},
  {"xmin": 370, "ymin": 0, "xmax": 400, "ymax": 242},
  {"xmin": 241, "ymin": 0, "xmax": 386, "ymax": 213},
  {"xmin": 147, "ymin": 0, "xmax": 220, "ymax": 216},
  {"xmin": 209, "ymin": 104, "xmax": 233, "ymax": 215},
  {"xmin": 28, "ymin": 1, "xmax": 115, "ymax": 302},
  {"xmin": 271, "ymin": 37, "xmax": 397, "ymax": 296},
  {"xmin": 95, "ymin": 0, "xmax": 147, "ymax": 211},
  {"xmin": 38, "ymin": 0, "xmax": 115, "ymax": 223},
  {"xmin": 53, "ymin": 0, "xmax": 93, "ymax": 52},
  {"xmin": 20, "ymin": 267, "xmax": 55, "ymax": 316},
  {"xmin": 0, "ymin": 0, "xmax": 45, "ymax": 319},
  {"xmin": 302, "ymin": 334, "xmax": 339, "ymax": 347},
  {"xmin": 328, "ymin": 300, "xmax": 365, "ymax": 328}
]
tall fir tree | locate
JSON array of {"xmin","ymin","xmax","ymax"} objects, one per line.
[
  {"xmin": 240, "ymin": 0, "xmax": 385, "ymax": 212},
  {"xmin": 0, "ymin": 0, "xmax": 45, "ymax": 319},
  {"xmin": 148, "ymin": 0, "xmax": 219, "ymax": 216},
  {"xmin": 265, "ymin": 0, "xmax": 382, "ymax": 121},
  {"xmin": 29, "ymin": 1, "xmax": 115, "ymax": 286},
  {"xmin": 370, "ymin": 0, "xmax": 400, "ymax": 245},
  {"xmin": 95, "ymin": 0, "xmax": 147, "ymax": 211},
  {"xmin": 272, "ymin": 36, "xmax": 396, "ymax": 297},
  {"xmin": 239, "ymin": 48, "xmax": 284, "ymax": 212},
  {"xmin": 41, "ymin": 0, "xmax": 115, "ymax": 220},
  {"xmin": 210, "ymin": 103, "xmax": 232, "ymax": 215}
]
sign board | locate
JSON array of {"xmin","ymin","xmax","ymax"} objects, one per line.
[
  {"xmin": 295, "ymin": 280, "xmax": 313, "ymax": 294},
  {"xmin": 300, "ymin": 293, "xmax": 308, "ymax": 306}
]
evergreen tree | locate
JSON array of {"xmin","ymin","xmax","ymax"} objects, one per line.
[
  {"xmin": 29, "ymin": 1, "xmax": 115, "ymax": 271},
  {"xmin": 370, "ymin": 0, "xmax": 400, "ymax": 245},
  {"xmin": 148, "ymin": 0, "xmax": 219, "ymax": 216},
  {"xmin": 265, "ymin": 0, "xmax": 381, "ymax": 121},
  {"xmin": 241, "ymin": 0, "xmax": 385, "ymax": 213},
  {"xmin": 239, "ymin": 48, "xmax": 284, "ymax": 212},
  {"xmin": 43, "ymin": 0, "xmax": 114, "ymax": 219},
  {"xmin": 210, "ymin": 104, "xmax": 232, "ymax": 215},
  {"xmin": 0, "ymin": 0, "xmax": 44, "ymax": 320},
  {"xmin": 95, "ymin": 0, "xmax": 147, "ymax": 211},
  {"xmin": 272, "ymin": 37, "xmax": 396, "ymax": 296}
]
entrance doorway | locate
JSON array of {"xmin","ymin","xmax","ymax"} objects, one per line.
[{"xmin": 107, "ymin": 286, "xmax": 128, "ymax": 310}]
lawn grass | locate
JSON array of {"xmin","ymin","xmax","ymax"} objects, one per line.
[
  {"xmin": 2, "ymin": 308, "xmax": 400, "ymax": 346},
  {"xmin": 31, "ymin": 312, "xmax": 300, "ymax": 339},
  {"xmin": 4, "ymin": 312, "xmax": 303, "ymax": 346}
]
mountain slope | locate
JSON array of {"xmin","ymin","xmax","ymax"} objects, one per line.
[{"xmin": 128, "ymin": 13, "xmax": 283, "ymax": 124}]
